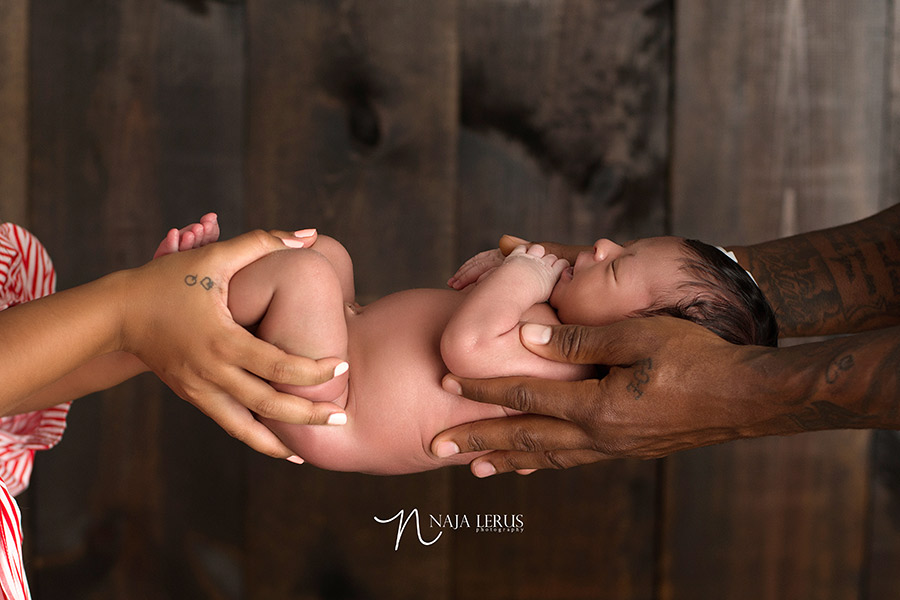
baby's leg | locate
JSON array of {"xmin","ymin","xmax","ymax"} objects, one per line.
[{"xmin": 229, "ymin": 241, "xmax": 351, "ymax": 406}]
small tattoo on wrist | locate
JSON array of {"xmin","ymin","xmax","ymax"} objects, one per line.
[{"xmin": 185, "ymin": 274, "xmax": 215, "ymax": 290}]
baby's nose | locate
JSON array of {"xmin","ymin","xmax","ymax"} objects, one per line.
[{"xmin": 593, "ymin": 238, "xmax": 623, "ymax": 261}]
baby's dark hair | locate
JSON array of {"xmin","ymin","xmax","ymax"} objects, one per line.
[{"xmin": 634, "ymin": 239, "xmax": 778, "ymax": 346}]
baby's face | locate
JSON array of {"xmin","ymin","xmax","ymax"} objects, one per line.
[{"xmin": 548, "ymin": 236, "xmax": 686, "ymax": 326}]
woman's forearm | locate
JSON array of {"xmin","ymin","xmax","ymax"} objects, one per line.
[
  {"xmin": 731, "ymin": 204, "xmax": 900, "ymax": 337},
  {"xmin": 0, "ymin": 271, "xmax": 125, "ymax": 415}
]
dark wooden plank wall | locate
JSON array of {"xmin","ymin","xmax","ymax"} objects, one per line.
[
  {"xmin": 0, "ymin": 0, "xmax": 894, "ymax": 598},
  {"xmin": 669, "ymin": 2, "xmax": 893, "ymax": 599}
]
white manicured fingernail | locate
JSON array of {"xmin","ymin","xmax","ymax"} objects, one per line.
[
  {"xmin": 521, "ymin": 323, "xmax": 551, "ymax": 345},
  {"xmin": 282, "ymin": 238, "xmax": 305, "ymax": 248},
  {"xmin": 294, "ymin": 228, "xmax": 316, "ymax": 238},
  {"xmin": 287, "ymin": 455, "xmax": 305, "ymax": 465},
  {"xmin": 327, "ymin": 412, "xmax": 347, "ymax": 425},
  {"xmin": 333, "ymin": 361, "xmax": 349, "ymax": 377}
]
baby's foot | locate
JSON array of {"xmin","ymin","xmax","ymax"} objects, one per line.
[
  {"xmin": 153, "ymin": 213, "xmax": 220, "ymax": 259},
  {"xmin": 503, "ymin": 244, "xmax": 569, "ymax": 302}
]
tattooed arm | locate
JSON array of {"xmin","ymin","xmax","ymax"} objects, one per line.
[
  {"xmin": 730, "ymin": 203, "xmax": 900, "ymax": 337},
  {"xmin": 430, "ymin": 317, "xmax": 900, "ymax": 475}
]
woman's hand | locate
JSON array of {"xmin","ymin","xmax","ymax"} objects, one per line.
[{"xmin": 121, "ymin": 229, "xmax": 347, "ymax": 458}]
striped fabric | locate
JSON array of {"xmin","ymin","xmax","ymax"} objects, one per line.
[{"xmin": 0, "ymin": 223, "xmax": 71, "ymax": 600}]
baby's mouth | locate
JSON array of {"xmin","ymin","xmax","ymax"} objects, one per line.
[{"xmin": 562, "ymin": 266, "xmax": 574, "ymax": 280}]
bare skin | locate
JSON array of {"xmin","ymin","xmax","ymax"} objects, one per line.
[
  {"xmin": 2, "ymin": 219, "xmax": 347, "ymax": 459},
  {"xmin": 226, "ymin": 238, "xmax": 590, "ymax": 474},
  {"xmin": 431, "ymin": 203, "xmax": 900, "ymax": 477}
]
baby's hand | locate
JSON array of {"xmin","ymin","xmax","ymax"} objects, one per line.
[
  {"xmin": 153, "ymin": 213, "xmax": 220, "ymax": 259},
  {"xmin": 503, "ymin": 244, "xmax": 569, "ymax": 302},
  {"xmin": 448, "ymin": 248, "xmax": 505, "ymax": 290}
]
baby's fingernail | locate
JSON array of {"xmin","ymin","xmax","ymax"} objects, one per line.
[
  {"xmin": 287, "ymin": 455, "xmax": 305, "ymax": 465},
  {"xmin": 327, "ymin": 412, "xmax": 347, "ymax": 425},
  {"xmin": 472, "ymin": 461, "xmax": 497, "ymax": 478},
  {"xmin": 282, "ymin": 238, "xmax": 305, "ymax": 248},
  {"xmin": 521, "ymin": 323, "xmax": 551, "ymax": 345},
  {"xmin": 434, "ymin": 441, "xmax": 460, "ymax": 458},
  {"xmin": 442, "ymin": 377, "xmax": 462, "ymax": 396},
  {"xmin": 294, "ymin": 228, "xmax": 316, "ymax": 238},
  {"xmin": 333, "ymin": 361, "xmax": 349, "ymax": 377}
]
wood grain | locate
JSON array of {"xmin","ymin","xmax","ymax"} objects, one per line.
[
  {"xmin": 668, "ymin": 1, "xmax": 886, "ymax": 598},
  {"xmin": 0, "ymin": 0, "xmax": 28, "ymax": 225}
]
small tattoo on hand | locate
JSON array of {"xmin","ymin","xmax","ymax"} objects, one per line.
[
  {"xmin": 626, "ymin": 358, "xmax": 652, "ymax": 400},
  {"xmin": 184, "ymin": 274, "xmax": 215, "ymax": 290}
]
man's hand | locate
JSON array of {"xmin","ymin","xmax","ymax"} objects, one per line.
[
  {"xmin": 498, "ymin": 234, "xmax": 591, "ymax": 265},
  {"xmin": 432, "ymin": 316, "xmax": 786, "ymax": 476}
]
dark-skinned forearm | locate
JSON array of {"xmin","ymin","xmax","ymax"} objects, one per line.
[
  {"xmin": 745, "ymin": 326, "xmax": 900, "ymax": 434},
  {"xmin": 731, "ymin": 204, "xmax": 900, "ymax": 337}
]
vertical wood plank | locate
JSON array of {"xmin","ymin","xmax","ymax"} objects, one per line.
[
  {"xmin": 668, "ymin": 1, "xmax": 887, "ymax": 598},
  {"xmin": 454, "ymin": 1, "xmax": 670, "ymax": 598},
  {"xmin": 867, "ymin": 431, "xmax": 900, "ymax": 598},
  {"xmin": 28, "ymin": 1, "xmax": 248, "ymax": 597},
  {"xmin": 866, "ymin": 1, "xmax": 900, "ymax": 594},
  {"xmin": 244, "ymin": 2, "xmax": 458, "ymax": 598},
  {"xmin": 153, "ymin": 2, "xmax": 248, "ymax": 598},
  {"xmin": 29, "ymin": 1, "xmax": 167, "ymax": 595},
  {"xmin": 0, "ymin": 0, "xmax": 28, "ymax": 225}
]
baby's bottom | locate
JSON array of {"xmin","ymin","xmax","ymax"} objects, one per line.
[{"xmin": 228, "ymin": 237, "xmax": 352, "ymax": 407}]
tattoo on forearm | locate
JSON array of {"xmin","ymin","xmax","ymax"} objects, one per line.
[
  {"xmin": 184, "ymin": 274, "xmax": 215, "ymax": 290},
  {"xmin": 787, "ymin": 400, "xmax": 879, "ymax": 431},
  {"xmin": 745, "ymin": 205, "xmax": 900, "ymax": 336},
  {"xmin": 626, "ymin": 358, "xmax": 652, "ymax": 400},
  {"xmin": 825, "ymin": 354, "xmax": 854, "ymax": 384}
]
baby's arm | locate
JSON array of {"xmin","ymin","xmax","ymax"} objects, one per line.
[{"xmin": 442, "ymin": 245, "xmax": 577, "ymax": 379}]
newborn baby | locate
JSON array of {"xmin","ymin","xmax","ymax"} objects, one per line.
[
  {"xmin": 25, "ymin": 214, "xmax": 775, "ymax": 475},
  {"xmin": 165, "ymin": 215, "xmax": 776, "ymax": 475}
]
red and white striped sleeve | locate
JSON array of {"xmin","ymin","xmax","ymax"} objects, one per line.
[
  {"xmin": 0, "ymin": 222, "xmax": 71, "ymax": 599},
  {"xmin": 0, "ymin": 480, "xmax": 29, "ymax": 600}
]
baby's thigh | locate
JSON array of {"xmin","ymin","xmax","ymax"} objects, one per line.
[{"xmin": 232, "ymin": 248, "xmax": 351, "ymax": 405}]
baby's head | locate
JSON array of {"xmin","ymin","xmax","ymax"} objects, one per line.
[{"xmin": 548, "ymin": 236, "xmax": 778, "ymax": 346}]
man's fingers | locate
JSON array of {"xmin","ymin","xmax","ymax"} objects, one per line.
[
  {"xmin": 520, "ymin": 320, "xmax": 661, "ymax": 366},
  {"xmin": 432, "ymin": 412, "xmax": 594, "ymax": 456},
  {"xmin": 443, "ymin": 373, "xmax": 601, "ymax": 420},
  {"xmin": 468, "ymin": 448, "xmax": 611, "ymax": 477},
  {"xmin": 499, "ymin": 235, "xmax": 589, "ymax": 264}
]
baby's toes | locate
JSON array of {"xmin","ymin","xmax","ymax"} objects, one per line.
[
  {"xmin": 178, "ymin": 230, "xmax": 197, "ymax": 252},
  {"xmin": 153, "ymin": 229, "xmax": 181, "ymax": 259}
]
